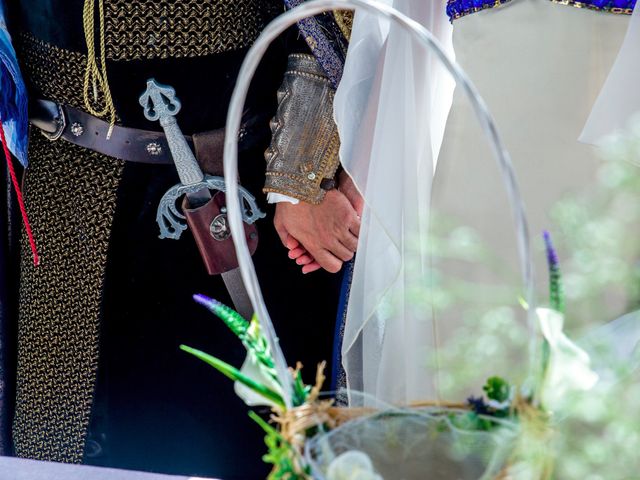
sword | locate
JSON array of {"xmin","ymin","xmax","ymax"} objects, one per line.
[
  {"xmin": 139, "ymin": 79, "xmax": 262, "ymax": 320},
  {"xmin": 139, "ymin": 79, "xmax": 211, "ymax": 207},
  {"xmin": 139, "ymin": 79, "xmax": 264, "ymax": 242}
]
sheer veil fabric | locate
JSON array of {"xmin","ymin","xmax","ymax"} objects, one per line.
[
  {"xmin": 428, "ymin": 1, "xmax": 629, "ymax": 399},
  {"xmin": 334, "ymin": 0, "xmax": 635, "ymax": 405},
  {"xmin": 333, "ymin": 0, "xmax": 455, "ymax": 404},
  {"xmin": 581, "ymin": 5, "xmax": 640, "ymax": 143}
]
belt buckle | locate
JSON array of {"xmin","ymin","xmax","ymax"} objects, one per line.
[{"xmin": 40, "ymin": 103, "xmax": 67, "ymax": 141}]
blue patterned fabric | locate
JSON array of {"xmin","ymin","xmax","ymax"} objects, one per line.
[
  {"xmin": 447, "ymin": 0, "xmax": 637, "ymax": 22},
  {"xmin": 284, "ymin": 0, "xmax": 348, "ymax": 88},
  {"xmin": 0, "ymin": 0, "xmax": 28, "ymax": 166},
  {"xmin": 330, "ymin": 259, "xmax": 353, "ymax": 394}
]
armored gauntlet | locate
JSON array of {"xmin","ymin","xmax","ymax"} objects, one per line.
[{"xmin": 264, "ymin": 53, "xmax": 341, "ymax": 205}]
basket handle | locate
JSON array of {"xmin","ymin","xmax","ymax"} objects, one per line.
[{"xmin": 223, "ymin": 0, "xmax": 537, "ymax": 408}]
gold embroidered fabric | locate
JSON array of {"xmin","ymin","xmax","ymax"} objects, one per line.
[
  {"xmin": 12, "ymin": 133, "xmax": 124, "ymax": 463},
  {"xmin": 104, "ymin": 0, "xmax": 274, "ymax": 60},
  {"xmin": 333, "ymin": 10, "xmax": 354, "ymax": 42},
  {"xmin": 264, "ymin": 54, "xmax": 341, "ymax": 205}
]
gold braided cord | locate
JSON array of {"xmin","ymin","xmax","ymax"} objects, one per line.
[{"xmin": 82, "ymin": 0, "xmax": 116, "ymax": 138}]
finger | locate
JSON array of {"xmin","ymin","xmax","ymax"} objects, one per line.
[
  {"xmin": 302, "ymin": 262, "xmax": 322, "ymax": 274},
  {"xmin": 313, "ymin": 249, "xmax": 343, "ymax": 274},
  {"xmin": 295, "ymin": 254, "xmax": 315, "ymax": 266},
  {"xmin": 349, "ymin": 214, "xmax": 361, "ymax": 238},
  {"xmin": 352, "ymin": 197, "xmax": 364, "ymax": 217},
  {"xmin": 339, "ymin": 171, "xmax": 365, "ymax": 216},
  {"xmin": 285, "ymin": 235, "xmax": 300, "ymax": 250},
  {"xmin": 274, "ymin": 222, "xmax": 289, "ymax": 248},
  {"xmin": 288, "ymin": 247, "xmax": 307, "ymax": 259},
  {"xmin": 340, "ymin": 231, "xmax": 359, "ymax": 253},
  {"xmin": 343, "ymin": 188, "xmax": 364, "ymax": 217},
  {"xmin": 326, "ymin": 240, "xmax": 354, "ymax": 263}
]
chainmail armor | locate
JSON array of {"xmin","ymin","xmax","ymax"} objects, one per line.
[
  {"xmin": 17, "ymin": 33, "xmax": 89, "ymax": 112},
  {"xmin": 104, "ymin": 0, "xmax": 278, "ymax": 60},
  {"xmin": 12, "ymin": 134, "xmax": 124, "ymax": 463},
  {"xmin": 12, "ymin": 0, "xmax": 284, "ymax": 461}
]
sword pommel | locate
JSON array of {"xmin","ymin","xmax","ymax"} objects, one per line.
[
  {"xmin": 139, "ymin": 79, "xmax": 182, "ymax": 123},
  {"xmin": 139, "ymin": 78, "xmax": 204, "ymax": 186}
]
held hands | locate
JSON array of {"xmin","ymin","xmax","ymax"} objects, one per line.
[
  {"xmin": 337, "ymin": 170, "xmax": 364, "ymax": 219},
  {"xmin": 273, "ymin": 171, "xmax": 364, "ymax": 274}
]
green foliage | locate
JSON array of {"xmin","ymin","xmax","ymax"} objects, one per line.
[
  {"xmin": 194, "ymin": 295, "xmax": 276, "ymax": 370},
  {"xmin": 292, "ymin": 369, "xmax": 312, "ymax": 407},
  {"xmin": 449, "ymin": 411, "xmax": 496, "ymax": 432},
  {"xmin": 249, "ymin": 411, "xmax": 310, "ymax": 480},
  {"xmin": 180, "ymin": 345, "xmax": 285, "ymax": 408},
  {"xmin": 187, "ymin": 296, "xmax": 314, "ymax": 475},
  {"xmin": 483, "ymin": 376, "xmax": 511, "ymax": 404}
]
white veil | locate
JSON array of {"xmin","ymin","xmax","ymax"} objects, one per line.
[
  {"xmin": 333, "ymin": 0, "xmax": 455, "ymax": 404},
  {"xmin": 580, "ymin": 6, "xmax": 640, "ymax": 144}
]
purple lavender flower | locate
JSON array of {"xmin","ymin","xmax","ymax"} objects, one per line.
[
  {"xmin": 543, "ymin": 231, "xmax": 565, "ymax": 314},
  {"xmin": 467, "ymin": 395, "xmax": 490, "ymax": 415}
]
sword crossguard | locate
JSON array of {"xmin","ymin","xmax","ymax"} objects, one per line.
[
  {"xmin": 156, "ymin": 175, "xmax": 266, "ymax": 241},
  {"xmin": 139, "ymin": 79, "xmax": 182, "ymax": 123}
]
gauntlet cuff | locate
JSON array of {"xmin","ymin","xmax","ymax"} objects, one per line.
[{"xmin": 264, "ymin": 54, "xmax": 341, "ymax": 205}]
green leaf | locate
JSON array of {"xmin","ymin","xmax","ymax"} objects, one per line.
[
  {"xmin": 292, "ymin": 369, "xmax": 311, "ymax": 407},
  {"xmin": 249, "ymin": 412, "xmax": 309, "ymax": 480},
  {"xmin": 483, "ymin": 376, "xmax": 511, "ymax": 403},
  {"xmin": 180, "ymin": 345, "xmax": 285, "ymax": 408},
  {"xmin": 249, "ymin": 411, "xmax": 280, "ymax": 437},
  {"xmin": 194, "ymin": 295, "xmax": 250, "ymax": 339},
  {"xmin": 194, "ymin": 296, "xmax": 277, "ymax": 373}
]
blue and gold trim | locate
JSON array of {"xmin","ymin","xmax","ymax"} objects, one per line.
[
  {"xmin": 284, "ymin": 0, "xmax": 349, "ymax": 88},
  {"xmin": 447, "ymin": 0, "xmax": 514, "ymax": 22},
  {"xmin": 550, "ymin": 0, "xmax": 635, "ymax": 14},
  {"xmin": 446, "ymin": 0, "xmax": 636, "ymax": 21}
]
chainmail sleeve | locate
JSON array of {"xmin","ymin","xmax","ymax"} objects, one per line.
[{"xmin": 264, "ymin": 53, "xmax": 341, "ymax": 205}]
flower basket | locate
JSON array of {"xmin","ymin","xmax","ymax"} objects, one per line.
[
  {"xmin": 178, "ymin": 1, "xmax": 640, "ymax": 479},
  {"xmin": 305, "ymin": 408, "xmax": 517, "ymax": 480}
]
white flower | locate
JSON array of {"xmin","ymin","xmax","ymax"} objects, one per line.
[
  {"xmin": 233, "ymin": 351, "xmax": 284, "ymax": 408},
  {"xmin": 234, "ymin": 319, "xmax": 284, "ymax": 408},
  {"xmin": 537, "ymin": 308, "xmax": 599, "ymax": 410},
  {"xmin": 327, "ymin": 451, "xmax": 383, "ymax": 480}
]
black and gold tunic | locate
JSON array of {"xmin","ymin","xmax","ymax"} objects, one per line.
[{"xmin": 5, "ymin": 1, "xmax": 341, "ymax": 478}]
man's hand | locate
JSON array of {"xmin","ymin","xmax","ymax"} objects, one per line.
[
  {"xmin": 274, "ymin": 189, "xmax": 360, "ymax": 274},
  {"xmin": 338, "ymin": 170, "xmax": 364, "ymax": 217}
]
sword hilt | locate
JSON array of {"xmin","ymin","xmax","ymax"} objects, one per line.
[{"xmin": 139, "ymin": 79, "xmax": 204, "ymax": 186}]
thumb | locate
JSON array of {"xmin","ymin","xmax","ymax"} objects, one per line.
[
  {"xmin": 339, "ymin": 171, "xmax": 364, "ymax": 216},
  {"xmin": 274, "ymin": 218, "xmax": 290, "ymax": 248}
]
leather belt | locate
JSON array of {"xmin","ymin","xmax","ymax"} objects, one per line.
[{"xmin": 29, "ymin": 99, "xmax": 199, "ymax": 165}]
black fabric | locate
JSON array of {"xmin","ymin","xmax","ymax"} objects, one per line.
[
  {"xmin": 6, "ymin": 1, "xmax": 340, "ymax": 477},
  {"xmin": 8, "ymin": 0, "xmax": 87, "ymax": 53},
  {"xmin": 86, "ymin": 141, "xmax": 340, "ymax": 479}
]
